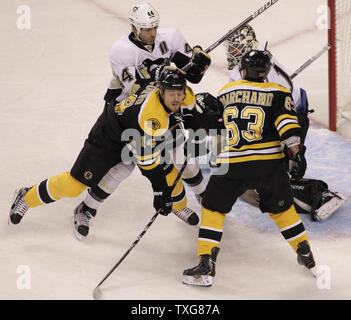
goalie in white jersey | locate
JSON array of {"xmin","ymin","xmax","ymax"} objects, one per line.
[
  {"xmin": 196, "ymin": 24, "xmax": 347, "ymax": 222},
  {"xmin": 72, "ymin": 2, "xmax": 212, "ymax": 239}
]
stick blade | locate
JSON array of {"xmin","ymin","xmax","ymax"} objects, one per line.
[{"xmin": 92, "ymin": 287, "xmax": 103, "ymax": 300}]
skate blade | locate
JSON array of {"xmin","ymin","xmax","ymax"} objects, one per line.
[
  {"xmin": 309, "ymin": 266, "xmax": 317, "ymax": 278},
  {"xmin": 182, "ymin": 275, "xmax": 213, "ymax": 287},
  {"xmin": 70, "ymin": 215, "xmax": 84, "ymax": 241}
]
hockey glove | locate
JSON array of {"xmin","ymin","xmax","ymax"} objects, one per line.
[
  {"xmin": 288, "ymin": 145, "xmax": 307, "ymax": 180},
  {"xmin": 195, "ymin": 92, "xmax": 223, "ymax": 115},
  {"xmin": 190, "ymin": 46, "xmax": 211, "ymax": 74},
  {"xmin": 195, "ymin": 92, "xmax": 223, "ymax": 130},
  {"xmin": 153, "ymin": 187, "xmax": 173, "ymax": 216}
]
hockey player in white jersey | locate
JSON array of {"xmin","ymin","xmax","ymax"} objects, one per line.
[
  {"xmin": 72, "ymin": 2, "xmax": 211, "ymax": 239},
  {"xmin": 196, "ymin": 24, "xmax": 347, "ymax": 222}
]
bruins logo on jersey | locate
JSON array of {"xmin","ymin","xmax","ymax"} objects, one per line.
[{"xmin": 145, "ymin": 118, "xmax": 161, "ymax": 131}]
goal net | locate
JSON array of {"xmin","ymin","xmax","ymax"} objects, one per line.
[{"xmin": 329, "ymin": 0, "xmax": 351, "ymax": 133}]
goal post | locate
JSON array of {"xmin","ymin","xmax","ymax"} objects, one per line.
[
  {"xmin": 328, "ymin": 0, "xmax": 336, "ymax": 131},
  {"xmin": 328, "ymin": 0, "xmax": 351, "ymax": 133}
]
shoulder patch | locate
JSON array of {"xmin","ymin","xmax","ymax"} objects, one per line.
[{"xmin": 145, "ymin": 118, "xmax": 161, "ymax": 131}]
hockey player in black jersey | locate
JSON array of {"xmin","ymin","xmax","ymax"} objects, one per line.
[
  {"xmin": 183, "ymin": 50, "xmax": 316, "ymax": 287},
  {"xmin": 196, "ymin": 24, "xmax": 347, "ymax": 222},
  {"xmin": 9, "ymin": 68, "xmax": 209, "ymax": 236},
  {"xmin": 72, "ymin": 1, "xmax": 212, "ymax": 239}
]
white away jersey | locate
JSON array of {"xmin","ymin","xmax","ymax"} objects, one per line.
[
  {"xmin": 108, "ymin": 28, "xmax": 192, "ymax": 102},
  {"xmin": 229, "ymin": 55, "xmax": 301, "ymax": 107}
]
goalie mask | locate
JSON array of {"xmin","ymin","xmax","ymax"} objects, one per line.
[
  {"xmin": 128, "ymin": 2, "xmax": 160, "ymax": 34},
  {"xmin": 224, "ymin": 25, "xmax": 259, "ymax": 70}
]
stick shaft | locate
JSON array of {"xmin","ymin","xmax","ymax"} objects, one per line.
[
  {"xmin": 182, "ymin": 0, "xmax": 280, "ymax": 71},
  {"xmin": 94, "ymin": 155, "xmax": 190, "ymax": 289},
  {"xmin": 290, "ymin": 45, "xmax": 331, "ymax": 79}
]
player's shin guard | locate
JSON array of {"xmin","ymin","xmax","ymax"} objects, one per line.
[
  {"xmin": 269, "ymin": 205, "xmax": 316, "ymax": 274},
  {"xmin": 83, "ymin": 162, "xmax": 136, "ymax": 211},
  {"xmin": 166, "ymin": 165, "xmax": 199, "ymax": 225},
  {"xmin": 181, "ymin": 162, "xmax": 207, "ymax": 203},
  {"xmin": 175, "ymin": 159, "xmax": 207, "ymax": 203},
  {"xmin": 269, "ymin": 205, "xmax": 309, "ymax": 252},
  {"xmin": 24, "ymin": 172, "xmax": 87, "ymax": 208},
  {"xmin": 198, "ymin": 208, "xmax": 225, "ymax": 256}
]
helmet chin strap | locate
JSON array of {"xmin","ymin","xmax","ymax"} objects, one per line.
[
  {"xmin": 131, "ymin": 26, "xmax": 141, "ymax": 41},
  {"xmin": 131, "ymin": 27, "xmax": 154, "ymax": 52}
]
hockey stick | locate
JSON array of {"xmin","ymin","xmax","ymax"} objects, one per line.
[
  {"xmin": 92, "ymin": 154, "xmax": 191, "ymax": 300},
  {"xmin": 290, "ymin": 45, "xmax": 331, "ymax": 79},
  {"xmin": 182, "ymin": 0, "xmax": 280, "ymax": 71}
]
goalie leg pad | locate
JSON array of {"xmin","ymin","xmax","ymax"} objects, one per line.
[{"xmin": 313, "ymin": 192, "xmax": 349, "ymax": 221}]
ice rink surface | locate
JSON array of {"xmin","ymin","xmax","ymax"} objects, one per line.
[{"xmin": 1, "ymin": 0, "xmax": 350, "ymax": 301}]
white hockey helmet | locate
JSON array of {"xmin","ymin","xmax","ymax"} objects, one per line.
[
  {"xmin": 224, "ymin": 25, "xmax": 259, "ymax": 70},
  {"xmin": 128, "ymin": 2, "xmax": 160, "ymax": 33}
]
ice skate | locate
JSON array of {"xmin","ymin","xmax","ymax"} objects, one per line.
[
  {"xmin": 183, "ymin": 247, "xmax": 220, "ymax": 287},
  {"xmin": 172, "ymin": 206, "xmax": 199, "ymax": 225},
  {"xmin": 297, "ymin": 240, "xmax": 316, "ymax": 277},
  {"xmin": 9, "ymin": 187, "xmax": 30, "ymax": 225},
  {"xmin": 71, "ymin": 202, "xmax": 96, "ymax": 240}
]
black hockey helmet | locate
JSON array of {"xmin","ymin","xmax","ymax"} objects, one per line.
[
  {"xmin": 239, "ymin": 50, "xmax": 271, "ymax": 81},
  {"xmin": 158, "ymin": 67, "xmax": 187, "ymax": 91}
]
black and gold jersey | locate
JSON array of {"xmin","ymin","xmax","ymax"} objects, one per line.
[
  {"xmin": 216, "ymin": 80, "xmax": 301, "ymax": 178},
  {"xmin": 106, "ymin": 83, "xmax": 197, "ymax": 188}
]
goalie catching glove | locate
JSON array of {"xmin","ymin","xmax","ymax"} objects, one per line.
[
  {"xmin": 288, "ymin": 144, "xmax": 307, "ymax": 180},
  {"xmin": 153, "ymin": 187, "xmax": 173, "ymax": 216}
]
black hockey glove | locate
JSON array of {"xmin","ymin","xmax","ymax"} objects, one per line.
[
  {"xmin": 195, "ymin": 92, "xmax": 223, "ymax": 115},
  {"xmin": 288, "ymin": 145, "xmax": 307, "ymax": 180},
  {"xmin": 153, "ymin": 187, "xmax": 173, "ymax": 216},
  {"xmin": 190, "ymin": 46, "xmax": 211, "ymax": 74},
  {"xmin": 195, "ymin": 92, "xmax": 223, "ymax": 130}
]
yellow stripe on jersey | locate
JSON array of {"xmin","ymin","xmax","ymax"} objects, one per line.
[
  {"xmin": 137, "ymin": 154, "xmax": 162, "ymax": 171},
  {"xmin": 219, "ymin": 80, "xmax": 291, "ymax": 95},
  {"xmin": 274, "ymin": 114, "xmax": 300, "ymax": 138},
  {"xmin": 278, "ymin": 123, "xmax": 301, "ymax": 137},
  {"xmin": 223, "ymin": 140, "xmax": 282, "ymax": 152},
  {"xmin": 134, "ymin": 149, "xmax": 161, "ymax": 162},
  {"xmin": 219, "ymin": 140, "xmax": 284, "ymax": 163},
  {"xmin": 274, "ymin": 114, "xmax": 298, "ymax": 125},
  {"xmin": 216, "ymin": 152, "xmax": 284, "ymax": 164}
]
